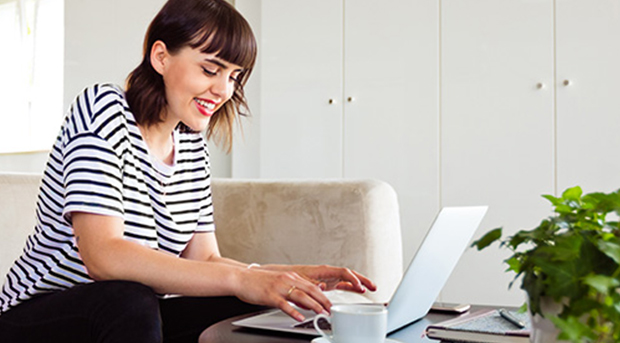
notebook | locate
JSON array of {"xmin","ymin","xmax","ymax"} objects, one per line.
[
  {"xmin": 425, "ymin": 308, "xmax": 530, "ymax": 343},
  {"xmin": 232, "ymin": 206, "xmax": 488, "ymax": 336}
]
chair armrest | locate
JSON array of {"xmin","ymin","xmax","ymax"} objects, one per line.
[{"xmin": 0, "ymin": 173, "xmax": 42, "ymax": 283}]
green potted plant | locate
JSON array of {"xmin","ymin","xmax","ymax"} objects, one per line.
[{"xmin": 472, "ymin": 186, "xmax": 620, "ymax": 343}]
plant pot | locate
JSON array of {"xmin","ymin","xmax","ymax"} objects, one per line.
[{"xmin": 529, "ymin": 296, "xmax": 565, "ymax": 343}]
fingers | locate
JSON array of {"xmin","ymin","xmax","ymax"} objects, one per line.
[
  {"xmin": 286, "ymin": 285, "xmax": 297, "ymax": 299},
  {"xmin": 325, "ymin": 267, "xmax": 367, "ymax": 293},
  {"xmin": 264, "ymin": 272, "xmax": 332, "ymax": 322},
  {"xmin": 285, "ymin": 278, "xmax": 332, "ymax": 315},
  {"xmin": 352, "ymin": 270, "xmax": 377, "ymax": 292},
  {"xmin": 336, "ymin": 268, "xmax": 378, "ymax": 293},
  {"xmin": 334, "ymin": 281, "xmax": 365, "ymax": 292},
  {"xmin": 341, "ymin": 268, "xmax": 365, "ymax": 292},
  {"xmin": 304, "ymin": 265, "xmax": 377, "ymax": 293},
  {"xmin": 278, "ymin": 299, "xmax": 308, "ymax": 322}
]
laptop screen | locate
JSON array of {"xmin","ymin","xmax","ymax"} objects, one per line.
[{"xmin": 387, "ymin": 206, "xmax": 487, "ymax": 333}]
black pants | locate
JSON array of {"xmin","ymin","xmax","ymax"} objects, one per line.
[{"xmin": 0, "ymin": 280, "xmax": 268, "ymax": 343}]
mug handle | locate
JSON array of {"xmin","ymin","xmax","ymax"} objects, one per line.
[{"xmin": 313, "ymin": 313, "xmax": 333, "ymax": 342}]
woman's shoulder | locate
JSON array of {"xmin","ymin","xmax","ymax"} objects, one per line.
[
  {"xmin": 93, "ymin": 83, "xmax": 126, "ymax": 101},
  {"xmin": 61, "ymin": 83, "xmax": 135, "ymax": 149},
  {"xmin": 73, "ymin": 83, "xmax": 124, "ymax": 101},
  {"xmin": 70, "ymin": 83, "xmax": 133, "ymax": 129},
  {"xmin": 75, "ymin": 83, "xmax": 127, "ymax": 114}
]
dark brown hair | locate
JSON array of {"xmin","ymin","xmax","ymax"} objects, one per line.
[{"xmin": 125, "ymin": 0, "xmax": 257, "ymax": 152}]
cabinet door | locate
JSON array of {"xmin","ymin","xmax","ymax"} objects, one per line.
[
  {"xmin": 440, "ymin": 0, "xmax": 554, "ymax": 306},
  {"xmin": 235, "ymin": 0, "xmax": 344, "ymax": 179},
  {"xmin": 342, "ymin": 0, "xmax": 440, "ymax": 265},
  {"xmin": 556, "ymin": 0, "xmax": 620, "ymax": 193}
]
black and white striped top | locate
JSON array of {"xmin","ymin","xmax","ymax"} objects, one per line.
[{"xmin": 0, "ymin": 84, "xmax": 215, "ymax": 314}]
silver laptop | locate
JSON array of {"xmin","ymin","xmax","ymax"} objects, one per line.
[{"xmin": 232, "ymin": 206, "xmax": 488, "ymax": 335}]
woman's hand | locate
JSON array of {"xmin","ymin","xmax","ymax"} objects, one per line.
[
  {"xmin": 283, "ymin": 265, "xmax": 377, "ymax": 294},
  {"xmin": 256, "ymin": 264, "xmax": 376, "ymax": 295},
  {"xmin": 298, "ymin": 265, "xmax": 377, "ymax": 293},
  {"xmin": 233, "ymin": 268, "xmax": 332, "ymax": 322}
]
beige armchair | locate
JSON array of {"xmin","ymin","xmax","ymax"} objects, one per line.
[{"xmin": 0, "ymin": 173, "xmax": 403, "ymax": 303}]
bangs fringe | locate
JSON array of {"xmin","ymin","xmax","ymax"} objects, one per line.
[{"xmin": 190, "ymin": 14, "xmax": 257, "ymax": 71}]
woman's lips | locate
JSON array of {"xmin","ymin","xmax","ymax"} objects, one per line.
[{"xmin": 194, "ymin": 98, "xmax": 217, "ymax": 117}]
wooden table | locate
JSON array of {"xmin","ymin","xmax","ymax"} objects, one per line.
[{"xmin": 199, "ymin": 305, "xmax": 494, "ymax": 343}]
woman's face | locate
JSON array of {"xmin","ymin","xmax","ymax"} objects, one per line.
[{"xmin": 155, "ymin": 43, "xmax": 243, "ymax": 131}]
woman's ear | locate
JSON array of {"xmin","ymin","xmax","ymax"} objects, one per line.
[{"xmin": 150, "ymin": 40, "xmax": 168, "ymax": 75}]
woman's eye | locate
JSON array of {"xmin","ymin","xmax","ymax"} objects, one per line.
[
  {"xmin": 202, "ymin": 67, "xmax": 216, "ymax": 76},
  {"xmin": 230, "ymin": 71, "xmax": 243, "ymax": 83}
]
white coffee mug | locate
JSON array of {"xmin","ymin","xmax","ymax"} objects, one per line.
[{"xmin": 313, "ymin": 304, "xmax": 387, "ymax": 343}]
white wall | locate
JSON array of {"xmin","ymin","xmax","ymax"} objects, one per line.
[
  {"xmin": 63, "ymin": 0, "xmax": 163, "ymax": 111},
  {"xmin": 1, "ymin": 0, "xmax": 232, "ymax": 177}
]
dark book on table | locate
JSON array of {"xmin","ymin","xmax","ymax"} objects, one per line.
[{"xmin": 425, "ymin": 308, "xmax": 530, "ymax": 343}]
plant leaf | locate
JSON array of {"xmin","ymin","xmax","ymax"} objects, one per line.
[
  {"xmin": 549, "ymin": 315, "xmax": 595, "ymax": 342},
  {"xmin": 583, "ymin": 274, "xmax": 620, "ymax": 294},
  {"xmin": 537, "ymin": 235, "xmax": 581, "ymax": 261},
  {"xmin": 583, "ymin": 192, "xmax": 617, "ymax": 213},
  {"xmin": 505, "ymin": 256, "xmax": 522, "ymax": 273},
  {"xmin": 530, "ymin": 257, "xmax": 583, "ymax": 299},
  {"xmin": 471, "ymin": 228, "xmax": 502, "ymax": 250},
  {"xmin": 597, "ymin": 240, "xmax": 620, "ymax": 264},
  {"xmin": 542, "ymin": 194, "xmax": 561, "ymax": 206},
  {"xmin": 509, "ymin": 222, "xmax": 552, "ymax": 248},
  {"xmin": 555, "ymin": 204, "xmax": 574, "ymax": 214},
  {"xmin": 568, "ymin": 297, "xmax": 601, "ymax": 316},
  {"xmin": 562, "ymin": 186, "xmax": 583, "ymax": 201}
]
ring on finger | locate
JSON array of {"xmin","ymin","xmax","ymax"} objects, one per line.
[{"xmin": 286, "ymin": 285, "xmax": 297, "ymax": 299}]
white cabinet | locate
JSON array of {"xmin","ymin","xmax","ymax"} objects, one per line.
[
  {"xmin": 439, "ymin": 0, "xmax": 555, "ymax": 306},
  {"xmin": 440, "ymin": 0, "xmax": 620, "ymax": 306},
  {"xmin": 341, "ymin": 0, "xmax": 440, "ymax": 264},
  {"xmin": 234, "ymin": 0, "xmax": 440, "ymax": 264},
  {"xmin": 232, "ymin": 0, "xmax": 342, "ymax": 179},
  {"xmin": 556, "ymin": 0, "xmax": 620, "ymax": 193},
  {"xmin": 233, "ymin": 0, "xmax": 620, "ymax": 307},
  {"xmin": 251, "ymin": 0, "xmax": 344, "ymax": 179}
]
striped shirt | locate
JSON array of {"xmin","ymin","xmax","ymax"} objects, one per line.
[{"xmin": 0, "ymin": 84, "xmax": 215, "ymax": 314}]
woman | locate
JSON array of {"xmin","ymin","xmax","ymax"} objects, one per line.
[{"xmin": 0, "ymin": 0, "xmax": 376, "ymax": 342}]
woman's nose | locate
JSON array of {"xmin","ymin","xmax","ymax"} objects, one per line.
[{"xmin": 210, "ymin": 74, "xmax": 231, "ymax": 99}]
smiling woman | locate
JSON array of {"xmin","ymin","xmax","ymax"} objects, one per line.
[{"xmin": 0, "ymin": 0, "xmax": 64, "ymax": 154}]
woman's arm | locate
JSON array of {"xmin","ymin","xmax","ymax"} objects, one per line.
[
  {"xmin": 73, "ymin": 212, "xmax": 242, "ymax": 296},
  {"xmin": 73, "ymin": 212, "xmax": 331, "ymax": 321}
]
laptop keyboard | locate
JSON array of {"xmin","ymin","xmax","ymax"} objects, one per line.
[{"xmin": 293, "ymin": 317, "xmax": 332, "ymax": 331}]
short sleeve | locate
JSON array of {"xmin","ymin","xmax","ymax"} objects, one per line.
[
  {"xmin": 195, "ymin": 175, "xmax": 215, "ymax": 233},
  {"xmin": 194, "ymin": 140, "xmax": 215, "ymax": 233},
  {"xmin": 62, "ymin": 132, "xmax": 124, "ymax": 221}
]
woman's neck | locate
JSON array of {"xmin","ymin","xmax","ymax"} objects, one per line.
[{"xmin": 139, "ymin": 122, "xmax": 176, "ymax": 166}]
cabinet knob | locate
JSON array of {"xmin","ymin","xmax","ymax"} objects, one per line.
[
  {"xmin": 563, "ymin": 80, "xmax": 571, "ymax": 86},
  {"xmin": 328, "ymin": 99, "xmax": 336, "ymax": 104},
  {"xmin": 347, "ymin": 97, "xmax": 355, "ymax": 102},
  {"xmin": 536, "ymin": 83, "xmax": 544, "ymax": 89}
]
